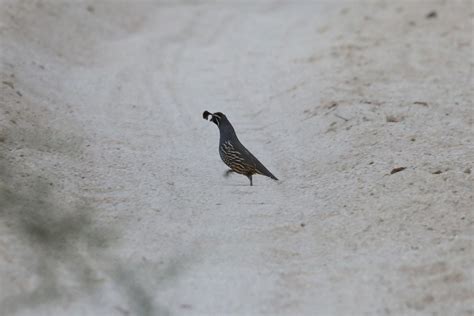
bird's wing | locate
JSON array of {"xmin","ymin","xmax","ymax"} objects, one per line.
[{"xmin": 239, "ymin": 143, "xmax": 278, "ymax": 180}]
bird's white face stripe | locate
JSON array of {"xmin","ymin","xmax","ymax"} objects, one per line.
[{"xmin": 213, "ymin": 115, "xmax": 220, "ymax": 126}]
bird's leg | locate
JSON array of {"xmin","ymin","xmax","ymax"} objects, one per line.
[
  {"xmin": 247, "ymin": 175, "xmax": 253, "ymax": 186},
  {"xmin": 224, "ymin": 169, "xmax": 234, "ymax": 177}
]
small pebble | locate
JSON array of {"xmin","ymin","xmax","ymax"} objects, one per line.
[
  {"xmin": 390, "ymin": 167, "xmax": 406, "ymax": 174},
  {"xmin": 426, "ymin": 11, "xmax": 437, "ymax": 19}
]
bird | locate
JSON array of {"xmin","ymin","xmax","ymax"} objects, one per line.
[{"xmin": 203, "ymin": 111, "xmax": 278, "ymax": 186}]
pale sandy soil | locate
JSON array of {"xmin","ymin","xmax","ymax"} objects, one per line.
[{"xmin": 0, "ymin": 1, "xmax": 473, "ymax": 315}]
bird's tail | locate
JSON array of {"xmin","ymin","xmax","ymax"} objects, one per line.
[{"xmin": 255, "ymin": 161, "xmax": 278, "ymax": 181}]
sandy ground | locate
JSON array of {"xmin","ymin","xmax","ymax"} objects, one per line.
[{"xmin": 0, "ymin": 1, "xmax": 473, "ymax": 315}]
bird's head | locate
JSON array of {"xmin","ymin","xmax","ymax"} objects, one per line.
[{"xmin": 203, "ymin": 111, "xmax": 228, "ymax": 127}]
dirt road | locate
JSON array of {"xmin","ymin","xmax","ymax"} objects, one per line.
[{"xmin": 0, "ymin": 1, "xmax": 472, "ymax": 315}]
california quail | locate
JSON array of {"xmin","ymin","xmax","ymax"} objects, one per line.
[{"xmin": 203, "ymin": 111, "xmax": 278, "ymax": 186}]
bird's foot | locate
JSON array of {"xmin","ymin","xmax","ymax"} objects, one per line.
[
  {"xmin": 247, "ymin": 175, "xmax": 253, "ymax": 186},
  {"xmin": 223, "ymin": 169, "xmax": 234, "ymax": 178}
]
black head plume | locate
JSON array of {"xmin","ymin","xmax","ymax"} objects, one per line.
[
  {"xmin": 203, "ymin": 111, "xmax": 226, "ymax": 127},
  {"xmin": 203, "ymin": 111, "xmax": 212, "ymax": 120}
]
